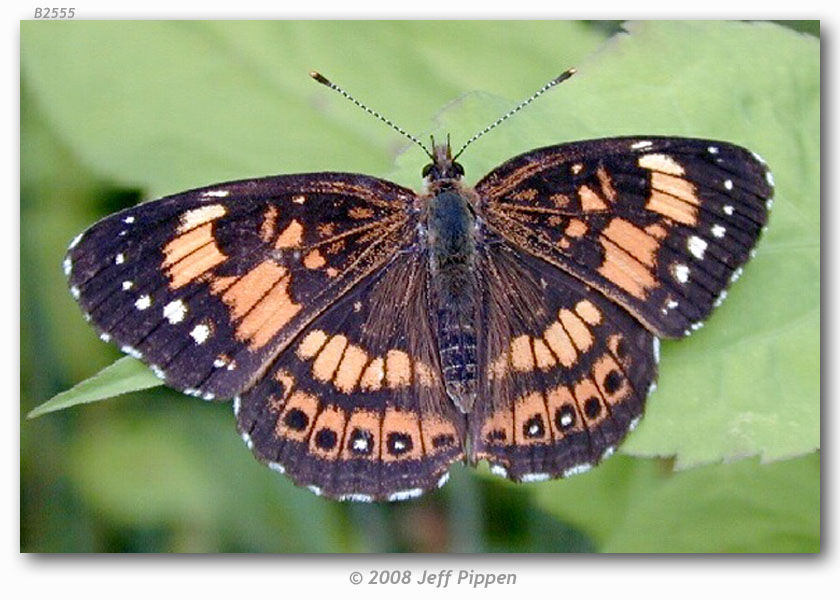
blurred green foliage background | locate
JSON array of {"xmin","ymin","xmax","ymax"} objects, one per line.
[{"xmin": 21, "ymin": 21, "xmax": 820, "ymax": 553}]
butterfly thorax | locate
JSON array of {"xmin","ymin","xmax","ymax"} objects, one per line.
[{"xmin": 424, "ymin": 144, "xmax": 479, "ymax": 413}]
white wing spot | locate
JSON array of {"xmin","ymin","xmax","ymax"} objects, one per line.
[
  {"xmin": 268, "ymin": 462, "xmax": 285, "ymax": 474},
  {"xmin": 115, "ymin": 253, "xmax": 125, "ymax": 265},
  {"xmin": 212, "ymin": 355, "xmax": 235, "ymax": 370},
  {"xmin": 68, "ymin": 233, "xmax": 84, "ymax": 249},
  {"xmin": 134, "ymin": 294, "xmax": 152, "ymax": 310},
  {"xmin": 673, "ymin": 263, "xmax": 690, "ymax": 283},
  {"xmin": 648, "ymin": 381, "xmax": 658, "ymax": 396},
  {"xmin": 687, "ymin": 236, "xmax": 708, "ymax": 260},
  {"xmin": 437, "ymin": 472, "xmax": 450, "ymax": 488},
  {"xmin": 723, "ymin": 204, "xmax": 734, "ymax": 215},
  {"xmin": 99, "ymin": 332, "xmax": 111, "ymax": 343},
  {"xmin": 653, "ymin": 337, "xmax": 661, "ymax": 364},
  {"xmin": 121, "ymin": 345, "xmax": 142, "ymax": 359},
  {"xmin": 190, "ymin": 323, "xmax": 211, "ymax": 344},
  {"xmin": 667, "ymin": 300, "xmax": 679, "ymax": 309},
  {"xmin": 723, "ymin": 179, "xmax": 733, "ymax": 190},
  {"xmin": 711, "ymin": 224, "xmax": 726, "ymax": 238},
  {"xmin": 201, "ymin": 190, "xmax": 229, "ymax": 198},
  {"xmin": 766, "ymin": 171, "xmax": 775, "ymax": 187},
  {"xmin": 340, "ymin": 493, "xmax": 373, "ymax": 502},
  {"xmin": 730, "ymin": 266, "xmax": 744, "ymax": 283},
  {"xmin": 240, "ymin": 431, "xmax": 253, "ymax": 449},
  {"xmin": 163, "ymin": 299, "xmax": 188, "ymax": 324},
  {"xmin": 713, "ymin": 290, "xmax": 728, "ymax": 307},
  {"xmin": 122, "ymin": 281, "xmax": 134, "ymax": 291},
  {"xmin": 751, "ymin": 150, "xmax": 767, "ymax": 164},
  {"xmin": 232, "ymin": 396, "xmax": 241, "ymax": 416},
  {"xmin": 563, "ymin": 464, "xmax": 592, "ymax": 478},
  {"xmin": 388, "ymin": 488, "xmax": 424, "ymax": 502},
  {"xmin": 707, "ymin": 146, "xmax": 719, "ymax": 154},
  {"xmin": 353, "ymin": 437, "xmax": 369, "ymax": 452},
  {"xmin": 490, "ymin": 465, "xmax": 509, "ymax": 478},
  {"xmin": 292, "ymin": 195, "xmax": 306, "ymax": 204},
  {"xmin": 123, "ymin": 216, "xmax": 135, "ymax": 224},
  {"xmin": 63, "ymin": 258, "xmax": 72, "ymax": 275},
  {"xmin": 631, "ymin": 140, "xmax": 653, "ymax": 150},
  {"xmin": 70, "ymin": 285, "xmax": 80, "ymax": 299},
  {"xmin": 150, "ymin": 365, "xmax": 166, "ymax": 380},
  {"xmin": 521, "ymin": 472, "xmax": 550, "ymax": 483},
  {"xmin": 691, "ymin": 321, "xmax": 705, "ymax": 331},
  {"xmin": 766, "ymin": 198, "xmax": 774, "ymax": 210},
  {"xmin": 601, "ymin": 446, "xmax": 616, "ymax": 460},
  {"xmin": 560, "ymin": 412, "xmax": 573, "ymax": 427},
  {"xmin": 628, "ymin": 416, "xmax": 642, "ymax": 431}
]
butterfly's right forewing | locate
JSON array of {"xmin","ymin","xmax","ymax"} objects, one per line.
[{"xmin": 65, "ymin": 173, "xmax": 417, "ymax": 399}]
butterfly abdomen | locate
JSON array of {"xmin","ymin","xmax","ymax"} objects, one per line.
[{"xmin": 427, "ymin": 188, "xmax": 479, "ymax": 413}]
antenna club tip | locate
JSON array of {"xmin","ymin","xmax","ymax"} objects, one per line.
[
  {"xmin": 310, "ymin": 71, "xmax": 331, "ymax": 85},
  {"xmin": 554, "ymin": 68, "xmax": 576, "ymax": 83}
]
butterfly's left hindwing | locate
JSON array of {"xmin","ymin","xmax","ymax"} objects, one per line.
[
  {"xmin": 65, "ymin": 173, "xmax": 416, "ymax": 399},
  {"xmin": 476, "ymin": 137, "xmax": 773, "ymax": 338}
]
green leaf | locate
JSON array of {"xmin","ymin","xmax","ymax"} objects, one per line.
[
  {"xmin": 27, "ymin": 357, "xmax": 162, "ymax": 419},
  {"xmin": 533, "ymin": 453, "xmax": 819, "ymax": 552},
  {"xmin": 602, "ymin": 453, "xmax": 820, "ymax": 553}
]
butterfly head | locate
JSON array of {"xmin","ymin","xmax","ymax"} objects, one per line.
[{"xmin": 422, "ymin": 137, "xmax": 465, "ymax": 183}]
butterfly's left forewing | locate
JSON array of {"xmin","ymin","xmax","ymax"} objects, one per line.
[
  {"xmin": 475, "ymin": 137, "xmax": 773, "ymax": 338},
  {"xmin": 65, "ymin": 173, "xmax": 417, "ymax": 399}
]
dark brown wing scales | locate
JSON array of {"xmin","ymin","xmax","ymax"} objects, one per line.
[
  {"xmin": 65, "ymin": 173, "xmax": 416, "ymax": 399},
  {"xmin": 235, "ymin": 251, "xmax": 465, "ymax": 501},
  {"xmin": 470, "ymin": 239, "xmax": 656, "ymax": 481},
  {"xmin": 475, "ymin": 137, "xmax": 773, "ymax": 338}
]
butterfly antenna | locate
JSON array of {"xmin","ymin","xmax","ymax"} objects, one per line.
[
  {"xmin": 453, "ymin": 68, "xmax": 577, "ymax": 160},
  {"xmin": 310, "ymin": 71, "xmax": 433, "ymax": 158}
]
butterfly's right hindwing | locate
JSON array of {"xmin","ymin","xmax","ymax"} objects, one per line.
[
  {"xmin": 236, "ymin": 250, "xmax": 465, "ymax": 501},
  {"xmin": 65, "ymin": 173, "xmax": 417, "ymax": 399}
]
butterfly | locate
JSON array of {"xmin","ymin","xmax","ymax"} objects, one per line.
[{"xmin": 64, "ymin": 71, "xmax": 773, "ymax": 501}]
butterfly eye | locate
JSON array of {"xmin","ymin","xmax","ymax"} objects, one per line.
[
  {"xmin": 453, "ymin": 162, "xmax": 465, "ymax": 177},
  {"xmin": 422, "ymin": 163, "xmax": 433, "ymax": 177}
]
